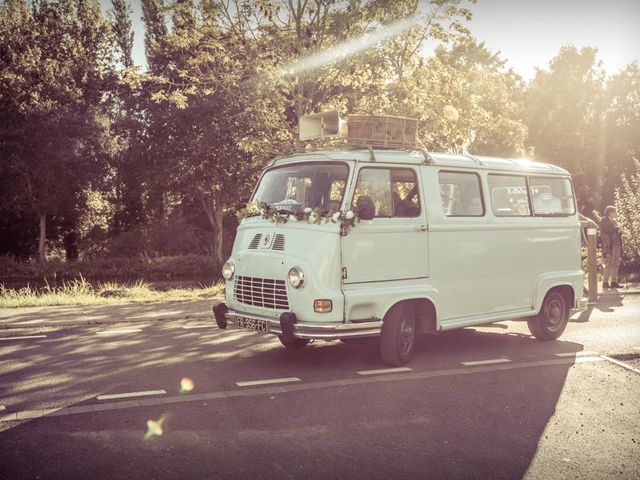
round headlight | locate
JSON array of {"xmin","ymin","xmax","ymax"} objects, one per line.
[
  {"xmin": 288, "ymin": 266, "xmax": 305, "ymax": 288},
  {"xmin": 222, "ymin": 260, "xmax": 235, "ymax": 280}
]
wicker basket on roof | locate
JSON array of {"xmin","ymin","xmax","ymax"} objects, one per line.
[{"xmin": 347, "ymin": 115, "xmax": 418, "ymax": 149}]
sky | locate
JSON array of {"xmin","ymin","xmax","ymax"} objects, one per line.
[
  {"xmin": 105, "ymin": 0, "xmax": 640, "ymax": 80},
  {"xmin": 464, "ymin": 0, "xmax": 640, "ymax": 79}
]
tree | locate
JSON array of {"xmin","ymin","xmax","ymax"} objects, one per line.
[
  {"xmin": 525, "ymin": 45, "xmax": 606, "ymax": 214},
  {"xmin": 0, "ymin": 0, "xmax": 115, "ymax": 261},
  {"xmin": 125, "ymin": 0, "xmax": 473, "ymax": 266},
  {"xmin": 602, "ymin": 62, "xmax": 640, "ymax": 209},
  {"xmin": 111, "ymin": 0, "xmax": 134, "ymax": 68},
  {"xmin": 434, "ymin": 38, "xmax": 527, "ymax": 156},
  {"xmin": 128, "ymin": 0, "xmax": 291, "ymax": 267}
]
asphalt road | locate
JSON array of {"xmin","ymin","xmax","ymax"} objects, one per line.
[{"xmin": 1, "ymin": 293, "xmax": 639, "ymax": 479}]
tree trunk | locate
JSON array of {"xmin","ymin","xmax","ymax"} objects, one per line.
[
  {"xmin": 213, "ymin": 202, "xmax": 223, "ymax": 267},
  {"xmin": 198, "ymin": 190, "xmax": 224, "ymax": 269},
  {"xmin": 38, "ymin": 212, "xmax": 46, "ymax": 262}
]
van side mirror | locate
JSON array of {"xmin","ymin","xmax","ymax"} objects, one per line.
[{"xmin": 355, "ymin": 196, "xmax": 375, "ymax": 221}]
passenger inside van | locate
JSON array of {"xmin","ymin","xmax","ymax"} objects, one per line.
[{"xmin": 355, "ymin": 195, "xmax": 375, "ymax": 219}]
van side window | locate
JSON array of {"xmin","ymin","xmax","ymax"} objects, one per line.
[
  {"xmin": 438, "ymin": 171, "xmax": 484, "ymax": 216},
  {"xmin": 530, "ymin": 177, "xmax": 575, "ymax": 216},
  {"xmin": 488, "ymin": 174, "xmax": 531, "ymax": 216},
  {"xmin": 352, "ymin": 168, "xmax": 420, "ymax": 218}
]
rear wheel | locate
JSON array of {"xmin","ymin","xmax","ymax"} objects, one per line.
[
  {"xmin": 278, "ymin": 336, "xmax": 310, "ymax": 349},
  {"xmin": 380, "ymin": 303, "xmax": 416, "ymax": 366},
  {"xmin": 527, "ymin": 290, "xmax": 569, "ymax": 341}
]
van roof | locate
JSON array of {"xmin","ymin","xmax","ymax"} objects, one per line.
[{"xmin": 273, "ymin": 150, "xmax": 571, "ymax": 176}]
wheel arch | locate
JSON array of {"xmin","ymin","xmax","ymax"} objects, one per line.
[
  {"xmin": 534, "ymin": 272, "xmax": 582, "ymax": 313},
  {"xmin": 385, "ymin": 297, "xmax": 438, "ymax": 334},
  {"xmin": 536, "ymin": 283, "xmax": 575, "ymax": 314}
]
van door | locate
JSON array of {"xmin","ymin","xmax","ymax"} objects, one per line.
[{"xmin": 341, "ymin": 166, "xmax": 429, "ymax": 284}]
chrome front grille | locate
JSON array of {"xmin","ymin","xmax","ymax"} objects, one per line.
[
  {"xmin": 234, "ymin": 276, "xmax": 289, "ymax": 310},
  {"xmin": 247, "ymin": 233, "xmax": 285, "ymax": 251},
  {"xmin": 272, "ymin": 234, "xmax": 285, "ymax": 251},
  {"xmin": 248, "ymin": 234, "xmax": 262, "ymax": 249}
]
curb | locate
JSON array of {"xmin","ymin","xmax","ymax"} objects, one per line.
[
  {"xmin": 0, "ymin": 313, "xmax": 214, "ymax": 330},
  {"xmin": 598, "ymin": 289, "xmax": 640, "ymax": 296}
]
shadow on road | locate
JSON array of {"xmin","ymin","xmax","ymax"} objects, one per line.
[
  {"xmin": 0, "ymin": 300, "xmax": 214, "ymax": 326},
  {"xmin": 0, "ymin": 323, "xmax": 588, "ymax": 479},
  {"xmin": 573, "ymin": 291, "xmax": 625, "ymax": 322}
]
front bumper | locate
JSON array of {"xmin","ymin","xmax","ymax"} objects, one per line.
[{"xmin": 213, "ymin": 303, "xmax": 381, "ymax": 340}]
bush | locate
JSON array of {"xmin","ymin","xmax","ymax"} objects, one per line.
[
  {"xmin": 0, "ymin": 254, "xmax": 218, "ymax": 284},
  {"xmin": 614, "ymin": 158, "xmax": 640, "ymax": 270}
]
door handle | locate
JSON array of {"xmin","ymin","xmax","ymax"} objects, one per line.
[{"xmin": 415, "ymin": 225, "xmax": 428, "ymax": 232}]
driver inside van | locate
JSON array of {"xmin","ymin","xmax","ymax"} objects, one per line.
[{"xmin": 359, "ymin": 172, "xmax": 392, "ymax": 216}]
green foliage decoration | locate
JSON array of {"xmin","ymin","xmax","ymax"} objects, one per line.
[{"xmin": 236, "ymin": 202, "xmax": 359, "ymax": 233}]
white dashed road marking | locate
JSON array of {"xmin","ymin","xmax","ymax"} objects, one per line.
[
  {"xmin": 0, "ymin": 335, "xmax": 47, "ymax": 341},
  {"xmin": 96, "ymin": 329, "xmax": 143, "ymax": 335},
  {"xmin": 236, "ymin": 377, "xmax": 301, "ymax": 387},
  {"xmin": 461, "ymin": 358, "xmax": 511, "ymax": 366},
  {"xmin": 554, "ymin": 351, "xmax": 598, "ymax": 357},
  {"xmin": 97, "ymin": 390, "xmax": 167, "ymax": 401},
  {"xmin": 600, "ymin": 355, "xmax": 640, "ymax": 375},
  {"xmin": 357, "ymin": 367, "xmax": 413, "ymax": 375},
  {"xmin": 575, "ymin": 356, "xmax": 605, "ymax": 363},
  {"xmin": 1, "ymin": 356, "xmax": 610, "ymax": 423}
]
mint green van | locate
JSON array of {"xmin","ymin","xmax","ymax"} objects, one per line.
[{"xmin": 213, "ymin": 114, "xmax": 587, "ymax": 365}]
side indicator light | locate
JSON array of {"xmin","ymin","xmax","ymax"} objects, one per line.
[{"xmin": 314, "ymin": 299, "xmax": 333, "ymax": 313}]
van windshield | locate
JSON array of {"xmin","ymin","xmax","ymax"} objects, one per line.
[{"xmin": 253, "ymin": 162, "xmax": 349, "ymax": 214}]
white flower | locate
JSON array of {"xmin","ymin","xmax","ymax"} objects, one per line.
[
  {"xmin": 308, "ymin": 214, "xmax": 317, "ymax": 224},
  {"xmin": 303, "ymin": 207, "xmax": 312, "ymax": 213},
  {"xmin": 345, "ymin": 210, "xmax": 355, "ymax": 220},
  {"xmin": 260, "ymin": 209, "xmax": 266, "ymax": 216},
  {"xmin": 288, "ymin": 215, "xmax": 298, "ymax": 222},
  {"xmin": 332, "ymin": 211, "xmax": 341, "ymax": 222}
]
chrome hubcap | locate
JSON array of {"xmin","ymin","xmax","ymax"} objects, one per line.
[
  {"xmin": 400, "ymin": 318, "xmax": 415, "ymax": 356},
  {"xmin": 545, "ymin": 296, "xmax": 564, "ymax": 330}
]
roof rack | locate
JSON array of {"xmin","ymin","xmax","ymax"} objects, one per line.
[{"xmin": 299, "ymin": 111, "xmax": 418, "ymax": 151}]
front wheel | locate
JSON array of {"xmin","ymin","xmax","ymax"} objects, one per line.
[
  {"xmin": 278, "ymin": 336, "xmax": 310, "ymax": 349},
  {"xmin": 527, "ymin": 290, "xmax": 569, "ymax": 341},
  {"xmin": 380, "ymin": 304, "xmax": 416, "ymax": 366}
]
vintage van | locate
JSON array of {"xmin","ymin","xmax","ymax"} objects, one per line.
[{"xmin": 213, "ymin": 113, "xmax": 588, "ymax": 365}]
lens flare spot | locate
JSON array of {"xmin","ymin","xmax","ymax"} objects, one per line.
[
  {"xmin": 180, "ymin": 377, "xmax": 195, "ymax": 393},
  {"xmin": 145, "ymin": 416, "xmax": 165, "ymax": 440}
]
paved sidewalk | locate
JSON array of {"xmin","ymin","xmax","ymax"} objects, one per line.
[{"xmin": 0, "ymin": 283, "xmax": 638, "ymax": 330}]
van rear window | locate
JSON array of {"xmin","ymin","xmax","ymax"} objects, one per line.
[
  {"xmin": 530, "ymin": 177, "xmax": 575, "ymax": 216},
  {"xmin": 488, "ymin": 174, "xmax": 531, "ymax": 216}
]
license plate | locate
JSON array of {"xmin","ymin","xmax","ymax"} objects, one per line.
[{"xmin": 233, "ymin": 316, "xmax": 268, "ymax": 333}]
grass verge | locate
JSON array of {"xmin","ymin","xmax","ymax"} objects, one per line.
[{"xmin": 0, "ymin": 278, "xmax": 224, "ymax": 308}]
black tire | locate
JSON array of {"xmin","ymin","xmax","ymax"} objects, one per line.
[
  {"xmin": 380, "ymin": 303, "xmax": 416, "ymax": 366},
  {"xmin": 527, "ymin": 290, "xmax": 569, "ymax": 341},
  {"xmin": 278, "ymin": 336, "xmax": 310, "ymax": 349}
]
